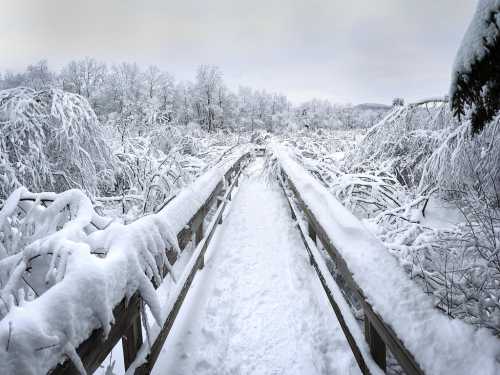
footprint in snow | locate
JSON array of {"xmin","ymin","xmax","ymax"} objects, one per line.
[
  {"xmin": 194, "ymin": 359, "xmax": 212, "ymax": 372},
  {"xmin": 201, "ymin": 326, "xmax": 217, "ymax": 341}
]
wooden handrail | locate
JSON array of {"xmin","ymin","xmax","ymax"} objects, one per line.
[
  {"xmin": 49, "ymin": 152, "xmax": 250, "ymax": 375},
  {"xmin": 278, "ymin": 166, "xmax": 424, "ymax": 375}
]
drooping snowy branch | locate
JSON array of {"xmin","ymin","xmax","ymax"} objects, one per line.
[{"xmin": 0, "ymin": 87, "xmax": 114, "ymax": 201}]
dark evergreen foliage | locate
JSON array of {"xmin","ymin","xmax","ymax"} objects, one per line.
[{"xmin": 451, "ymin": 9, "xmax": 500, "ymax": 133}]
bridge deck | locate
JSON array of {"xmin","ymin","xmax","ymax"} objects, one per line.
[{"xmin": 152, "ymin": 159, "xmax": 360, "ymax": 375}]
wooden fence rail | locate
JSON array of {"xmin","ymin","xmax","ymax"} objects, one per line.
[
  {"xmin": 277, "ymin": 166, "xmax": 424, "ymax": 375},
  {"xmin": 49, "ymin": 152, "xmax": 250, "ymax": 375}
]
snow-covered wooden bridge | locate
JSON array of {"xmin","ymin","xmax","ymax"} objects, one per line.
[{"xmin": 1, "ymin": 150, "xmax": 497, "ymax": 375}]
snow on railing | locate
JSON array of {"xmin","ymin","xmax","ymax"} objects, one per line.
[
  {"xmin": 273, "ymin": 145, "xmax": 500, "ymax": 375},
  {"xmin": 0, "ymin": 149, "xmax": 250, "ymax": 374}
]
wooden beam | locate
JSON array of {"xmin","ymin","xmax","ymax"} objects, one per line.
[
  {"xmin": 122, "ymin": 307, "xmax": 143, "ymax": 370},
  {"xmin": 364, "ymin": 315, "xmax": 386, "ymax": 371}
]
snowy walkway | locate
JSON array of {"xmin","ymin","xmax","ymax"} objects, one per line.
[{"xmin": 152, "ymin": 159, "xmax": 360, "ymax": 375}]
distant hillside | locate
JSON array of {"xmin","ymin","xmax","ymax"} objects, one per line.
[{"xmin": 354, "ymin": 103, "xmax": 391, "ymax": 111}]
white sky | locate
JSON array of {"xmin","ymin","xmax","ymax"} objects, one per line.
[{"xmin": 0, "ymin": 0, "xmax": 476, "ymax": 104}]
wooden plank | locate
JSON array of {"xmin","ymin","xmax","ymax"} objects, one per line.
[
  {"xmin": 195, "ymin": 210, "xmax": 205, "ymax": 270},
  {"xmin": 122, "ymin": 308, "xmax": 143, "ymax": 370},
  {"xmin": 364, "ymin": 314, "xmax": 386, "ymax": 371},
  {"xmin": 50, "ymin": 294, "xmax": 141, "ymax": 375},
  {"xmin": 363, "ymin": 302, "xmax": 422, "ymax": 375}
]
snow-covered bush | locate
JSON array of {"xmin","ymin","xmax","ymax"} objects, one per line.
[
  {"xmin": 97, "ymin": 121, "xmax": 245, "ymax": 220},
  {"xmin": 0, "ymin": 87, "xmax": 114, "ymax": 202},
  {"xmin": 419, "ymin": 115, "xmax": 500, "ymax": 201},
  {"xmin": 349, "ymin": 98, "xmax": 456, "ymax": 188}
]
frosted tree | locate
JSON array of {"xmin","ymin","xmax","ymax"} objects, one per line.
[
  {"xmin": 60, "ymin": 58, "xmax": 107, "ymax": 113},
  {"xmin": 194, "ymin": 65, "xmax": 223, "ymax": 132},
  {"xmin": 0, "ymin": 87, "xmax": 114, "ymax": 201},
  {"xmin": 24, "ymin": 60, "xmax": 55, "ymax": 90},
  {"xmin": 174, "ymin": 82, "xmax": 194, "ymax": 125},
  {"xmin": 0, "ymin": 61, "xmax": 55, "ymax": 91},
  {"xmin": 0, "ymin": 71, "xmax": 25, "ymax": 89},
  {"xmin": 142, "ymin": 66, "xmax": 177, "ymax": 126}
]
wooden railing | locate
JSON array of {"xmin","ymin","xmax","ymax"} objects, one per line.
[
  {"xmin": 277, "ymin": 166, "xmax": 423, "ymax": 375},
  {"xmin": 50, "ymin": 152, "xmax": 251, "ymax": 375}
]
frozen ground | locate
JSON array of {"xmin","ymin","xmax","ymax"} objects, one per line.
[{"xmin": 151, "ymin": 159, "xmax": 360, "ymax": 375}]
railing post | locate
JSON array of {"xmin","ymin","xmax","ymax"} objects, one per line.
[
  {"xmin": 121, "ymin": 300, "xmax": 143, "ymax": 370},
  {"xmin": 196, "ymin": 220, "xmax": 205, "ymax": 270},
  {"xmin": 308, "ymin": 222, "xmax": 316, "ymax": 241},
  {"xmin": 217, "ymin": 185, "xmax": 225, "ymax": 225},
  {"xmin": 308, "ymin": 222, "xmax": 316, "ymax": 265},
  {"xmin": 364, "ymin": 314, "xmax": 386, "ymax": 371}
]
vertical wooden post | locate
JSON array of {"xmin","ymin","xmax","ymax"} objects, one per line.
[
  {"xmin": 364, "ymin": 315, "xmax": 387, "ymax": 371},
  {"xmin": 308, "ymin": 222, "xmax": 316, "ymax": 265},
  {"xmin": 217, "ymin": 187, "xmax": 224, "ymax": 225},
  {"xmin": 308, "ymin": 222, "xmax": 316, "ymax": 242},
  {"xmin": 196, "ymin": 221, "xmax": 205, "ymax": 269},
  {"xmin": 122, "ymin": 303, "xmax": 143, "ymax": 370}
]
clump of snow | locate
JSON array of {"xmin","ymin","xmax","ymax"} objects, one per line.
[{"xmin": 273, "ymin": 144, "xmax": 500, "ymax": 375}]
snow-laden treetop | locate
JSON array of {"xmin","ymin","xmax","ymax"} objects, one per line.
[
  {"xmin": 453, "ymin": 0, "xmax": 500, "ymax": 76},
  {"xmin": 451, "ymin": 0, "xmax": 500, "ymax": 132}
]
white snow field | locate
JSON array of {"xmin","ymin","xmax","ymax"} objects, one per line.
[{"xmin": 151, "ymin": 159, "xmax": 360, "ymax": 375}]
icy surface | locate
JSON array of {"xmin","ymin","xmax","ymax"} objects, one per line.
[
  {"xmin": 152, "ymin": 159, "xmax": 360, "ymax": 375},
  {"xmin": 274, "ymin": 145, "xmax": 500, "ymax": 375}
]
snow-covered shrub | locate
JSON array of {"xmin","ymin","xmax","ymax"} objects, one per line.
[
  {"xmin": 0, "ymin": 87, "xmax": 114, "ymax": 202},
  {"xmin": 349, "ymin": 98, "xmax": 457, "ymax": 188},
  {"xmin": 419, "ymin": 115, "xmax": 500, "ymax": 201},
  {"xmin": 104, "ymin": 133, "xmax": 193, "ymax": 219},
  {"xmin": 375, "ymin": 203, "xmax": 500, "ymax": 335},
  {"xmin": 281, "ymin": 129, "xmax": 405, "ymax": 217},
  {"xmin": 97, "ymin": 122, "xmax": 245, "ymax": 220}
]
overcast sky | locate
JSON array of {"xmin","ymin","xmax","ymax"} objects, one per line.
[{"xmin": 0, "ymin": 0, "xmax": 475, "ymax": 104}]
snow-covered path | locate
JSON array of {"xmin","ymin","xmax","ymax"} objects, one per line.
[{"xmin": 152, "ymin": 159, "xmax": 360, "ymax": 375}]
